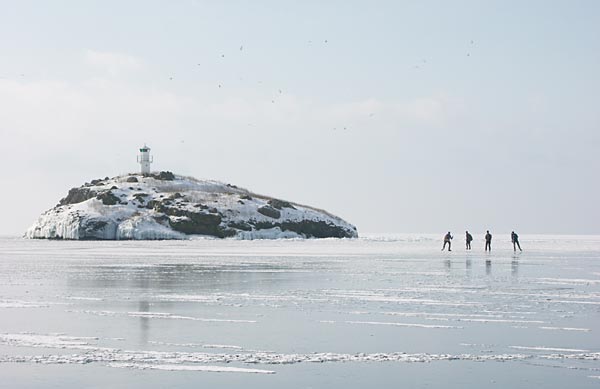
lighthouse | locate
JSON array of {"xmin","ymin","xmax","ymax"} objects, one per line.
[{"xmin": 137, "ymin": 144, "xmax": 153, "ymax": 175}]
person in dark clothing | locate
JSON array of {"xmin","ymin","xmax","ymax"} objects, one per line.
[
  {"xmin": 465, "ymin": 231, "xmax": 473, "ymax": 250},
  {"xmin": 442, "ymin": 232, "xmax": 453, "ymax": 251},
  {"xmin": 511, "ymin": 231, "xmax": 522, "ymax": 252},
  {"xmin": 485, "ymin": 230, "xmax": 492, "ymax": 252}
]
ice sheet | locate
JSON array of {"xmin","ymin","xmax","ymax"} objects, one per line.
[{"xmin": 0, "ymin": 234, "xmax": 599, "ymax": 387}]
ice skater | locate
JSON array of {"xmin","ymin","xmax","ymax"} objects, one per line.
[
  {"xmin": 485, "ymin": 230, "xmax": 492, "ymax": 252},
  {"xmin": 442, "ymin": 232, "xmax": 453, "ymax": 251},
  {"xmin": 465, "ymin": 231, "xmax": 473, "ymax": 250},
  {"xmin": 511, "ymin": 231, "xmax": 522, "ymax": 252}
]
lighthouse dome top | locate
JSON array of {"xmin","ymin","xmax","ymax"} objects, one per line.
[{"xmin": 139, "ymin": 144, "xmax": 151, "ymax": 152}]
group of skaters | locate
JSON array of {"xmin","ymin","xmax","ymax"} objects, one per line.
[{"xmin": 442, "ymin": 230, "xmax": 522, "ymax": 252}]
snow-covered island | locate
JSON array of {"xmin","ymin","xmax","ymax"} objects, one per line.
[{"xmin": 26, "ymin": 172, "xmax": 358, "ymax": 240}]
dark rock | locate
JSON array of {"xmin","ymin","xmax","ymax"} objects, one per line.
[
  {"xmin": 60, "ymin": 188, "xmax": 97, "ymax": 205},
  {"xmin": 258, "ymin": 205, "xmax": 281, "ymax": 219},
  {"xmin": 281, "ymin": 220, "xmax": 352, "ymax": 238},
  {"xmin": 238, "ymin": 200, "xmax": 245, "ymax": 205},
  {"xmin": 152, "ymin": 201, "xmax": 231, "ymax": 238},
  {"xmin": 133, "ymin": 193, "xmax": 149, "ymax": 203},
  {"xmin": 167, "ymin": 211, "xmax": 227, "ymax": 237},
  {"xmin": 151, "ymin": 201, "xmax": 182, "ymax": 216},
  {"xmin": 96, "ymin": 191, "xmax": 120, "ymax": 206},
  {"xmin": 208, "ymin": 207, "xmax": 218, "ymax": 214},
  {"xmin": 83, "ymin": 219, "xmax": 105, "ymax": 233},
  {"xmin": 169, "ymin": 193, "xmax": 183, "ymax": 200},
  {"xmin": 268, "ymin": 199, "xmax": 296, "ymax": 210},
  {"xmin": 111, "ymin": 186, "xmax": 118, "ymax": 190},
  {"xmin": 153, "ymin": 214, "xmax": 170, "ymax": 225},
  {"xmin": 150, "ymin": 171, "xmax": 175, "ymax": 181},
  {"xmin": 79, "ymin": 218, "xmax": 117, "ymax": 240},
  {"xmin": 250, "ymin": 219, "xmax": 354, "ymax": 238},
  {"xmin": 240, "ymin": 194, "xmax": 252, "ymax": 200},
  {"xmin": 221, "ymin": 228, "xmax": 237, "ymax": 237},
  {"xmin": 252, "ymin": 221, "xmax": 276, "ymax": 230},
  {"xmin": 228, "ymin": 221, "xmax": 253, "ymax": 231},
  {"xmin": 126, "ymin": 176, "xmax": 138, "ymax": 183}
]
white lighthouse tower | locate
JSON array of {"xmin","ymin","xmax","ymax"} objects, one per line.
[{"xmin": 137, "ymin": 144, "xmax": 153, "ymax": 175}]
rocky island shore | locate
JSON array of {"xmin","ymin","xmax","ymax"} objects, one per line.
[{"xmin": 26, "ymin": 172, "xmax": 358, "ymax": 240}]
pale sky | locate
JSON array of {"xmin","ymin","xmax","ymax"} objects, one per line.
[{"xmin": 1, "ymin": 0, "xmax": 599, "ymax": 235}]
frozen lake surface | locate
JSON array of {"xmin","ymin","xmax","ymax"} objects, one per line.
[{"xmin": 0, "ymin": 234, "xmax": 599, "ymax": 388}]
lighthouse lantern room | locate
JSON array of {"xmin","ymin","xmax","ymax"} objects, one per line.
[{"xmin": 137, "ymin": 144, "xmax": 153, "ymax": 175}]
